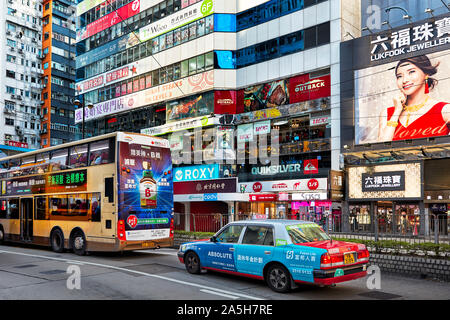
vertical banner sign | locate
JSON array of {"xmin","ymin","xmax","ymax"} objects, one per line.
[{"xmin": 117, "ymin": 134, "xmax": 173, "ymax": 241}]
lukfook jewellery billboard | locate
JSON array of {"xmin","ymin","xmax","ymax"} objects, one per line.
[{"xmin": 341, "ymin": 13, "xmax": 450, "ymax": 146}]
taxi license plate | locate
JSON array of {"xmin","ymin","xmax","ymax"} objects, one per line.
[{"xmin": 344, "ymin": 253, "xmax": 355, "ymax": 264}]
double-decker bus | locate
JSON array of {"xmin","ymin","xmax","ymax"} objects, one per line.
[{"xmin": 0, "ymin": 132, "xmax": 174, "ymax": 255}]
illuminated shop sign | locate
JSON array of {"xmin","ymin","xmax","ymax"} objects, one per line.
[
  {"xmin": 173, "ymin": 164, "xmax": 220, "ymax": 182},
  {"xmin": 362, "ymin": 171, "xmax": 405, "ymax": 192},
  {"xmin": 348, "ymin": 163, "xmax": 422, "ymax": 200},
  {"xmin": 174, "ymin": 178, "xmax": 237, "ymax": 194},
  {"xmin": 238, "ymin": 178, "xmax": 328, "ymax": 193},
  {"xmin": 369, "ymin": 17, "xmax": 450, "ymax": 63}
]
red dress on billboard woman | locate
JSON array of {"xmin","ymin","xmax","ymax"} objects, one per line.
[
  {"xmin": 386, "ymin": 100, "xmax": 449, "ymax": 140},
  {"xmin": 378, "ymin": 55, "xmax": 450, "ymax": 142}
]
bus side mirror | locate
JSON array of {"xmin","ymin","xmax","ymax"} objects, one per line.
[{"xmin": 210, "ymin": 236, "xmax": 217, "ymax": 243}]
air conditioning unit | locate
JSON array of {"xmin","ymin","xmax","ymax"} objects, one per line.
[
  {"xmin": 16, "ymin": 96, "xmax": 22, "ymax": 100},
  {"xmin": 9, "ymin": 47, "xmax": 15, "ymax": 51},
  {"xmin": 15, "ymin": 126, "xmax": 21, "ymax": 131},
  {"xmin": 18, "ymin": 49, "xmax": 24, "ymax": 54},
  {"xmin": 6, "ymin": 30, "xmax": 11, "ymax": 35}
]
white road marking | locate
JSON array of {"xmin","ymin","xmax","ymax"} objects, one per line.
[
  {"xmin": 0, "ymin": 249, "xmax": 263, "ymax": 300},
  {"xmin": 200, "ymin": 289, "xmax": 239, "ymax": 300},
  {"xmin": 140, "ymin": 250, "xmax": 178, "ymax": 256}
]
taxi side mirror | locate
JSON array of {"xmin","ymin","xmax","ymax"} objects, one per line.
[{"xmin": 210, "ymin": 236, "xmax": 217, "ymax": 242}]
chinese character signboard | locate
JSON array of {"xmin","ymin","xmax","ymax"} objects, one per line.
[
  {"xmin": 5, "ymin": 170, "xmax": 87, "ymax": 196},
  {"xmin": 348, "ymin": 163, "xmax": 422, "ymax": 200},
  {"xmin": 362, "ymin": 171, "xmax": 405, "ymax": 192},
  {"xmin": 369, "ymin": 17, "xmax": 450, "ymax": 63},
  {"xmin": 174, "ymin": 178, "xmax": 237, "ymax": 195}
]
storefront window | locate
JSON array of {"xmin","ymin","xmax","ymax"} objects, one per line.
[
  {"xmin": 349, "ymin": 205, "xmax": 371, "ymax": 232},
  {"xmin": 395, "ymin": 204, "xmax": 420, "ymax": 235}
]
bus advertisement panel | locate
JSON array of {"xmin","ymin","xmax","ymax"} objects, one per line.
[{"xmin": 117, "ymin": 133, "xmax": 173, "ymax": 242}]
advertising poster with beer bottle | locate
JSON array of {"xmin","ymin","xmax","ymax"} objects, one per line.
[{"xmin": 118, "ymin": 136, "xmax": 173, "ymax": 241}]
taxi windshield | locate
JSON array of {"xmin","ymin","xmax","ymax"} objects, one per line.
[{"xmin": 286, "ymin": 223, "xmax": 330, "ymax": 243}]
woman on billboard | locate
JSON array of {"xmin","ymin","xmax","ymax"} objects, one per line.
[{"xmin": 378, "ymin": 55, "xmax": 450, "ymax": 142}]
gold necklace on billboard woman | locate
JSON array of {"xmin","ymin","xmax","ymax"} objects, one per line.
[{"xmin": 403, "ymin": 96, "xmax": 429, "ymax": 127}]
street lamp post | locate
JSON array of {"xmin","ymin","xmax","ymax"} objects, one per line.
[{"xmin": 74, "ymin": 99, "xmax": 94, "ymax": 139}]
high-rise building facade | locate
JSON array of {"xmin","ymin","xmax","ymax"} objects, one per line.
[
  {"xmin": 75, "ymin": 0, "xmax": 361, "ymax": 231},
  {"xmin": 0, "ymin": 0, "xmax": 44, "ymax": 154},
  {"xmin": 40, "ymin": 0, "xmax": 77, "ymax": 148}
]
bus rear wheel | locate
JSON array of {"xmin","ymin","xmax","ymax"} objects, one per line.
[
  {"xmin": 50, "ymin": 229, "xmax": 64, "ymax": 253},
  {"xmin": 71, "ymin": 230, "xmax": 87, "ymax": 256}
]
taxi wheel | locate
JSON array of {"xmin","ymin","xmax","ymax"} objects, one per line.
[
  {"xmin": 185, "ymin": 252, "xmax": 201, "ymax": 274},
  {"xmin": 266, "ymin": 264, "xmax": 292, "ymax": 293}
]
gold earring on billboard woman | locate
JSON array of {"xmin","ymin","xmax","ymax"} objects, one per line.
[{"xmin": 378, "ymin": 55, "xmax": 450, "ymax": 142}]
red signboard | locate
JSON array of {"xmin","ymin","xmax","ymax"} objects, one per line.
[
  {"xmin": 80, "ymin": 0, "xmax": 140, "ymax": 41},
  {"xmin": 82, "ymin": 75, "xmax": 104, "ymax": 92},
  {"xmin": 307, "ymin": 179, "xmax": 319, "ymax": 190},
  {"xmin": 214, "ymin": 90, "xmax": 238, "ymax": 115},
  {"xmin": 7, "ymin": 140, "xmax": 28, "ymax": 149},
  {"xmin": 252, "ymin": 182, "xmax": 262, "ymax": 192},
  {"xmin": 289, "ymin": 74, "xmax": 331, "ymax": 103},
  {"xmin": 304, "ymin": 159, "xmax": 319, "ymax": 174},
  {"xmin": 249, "ymin": 194, "xmax": 277, "ymax": 202},
  {"xmin": 106, "ymin": 67, "xmax": 130, "ymax": 83}
]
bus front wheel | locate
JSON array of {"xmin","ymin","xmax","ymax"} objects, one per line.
[
  {"xmin": 71, "ymin": 230, "xmax": 87, "ymax": 256},
  {"xmin": 50, "ymin": 229, "xmax": 64, "ymax": 253}
]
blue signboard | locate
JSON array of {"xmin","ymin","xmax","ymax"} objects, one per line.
[{"xmin": 173, "ymin": 164, "xmax": 220, "ymax": 182}]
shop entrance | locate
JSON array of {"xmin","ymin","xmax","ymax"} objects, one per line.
[
  {"xmin": 429, "ymin": 204, "xmax": 449, "ymax": 235},
  {"xmin": 376, "ymin": 201, "xmax": 393, "ymax": 234}
]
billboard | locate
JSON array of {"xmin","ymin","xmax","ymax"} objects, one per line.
[
  {"xmin": 350, "ymin": 14, "xmax": 450, "ymax": 145},
  {"xmin": 75, "ymin": 70, "xmax": 214, "ymax": 123},
  {"xmin": 348, "ymin": 162, "xmax": 422, "ymax": 200},
  {"xmin": 77, "ymin": 0, "xmax": 142, "ymax": 42},
  {"xmin": 117, "ymin": 133, "xmax": 173, "ymax": 241}
]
